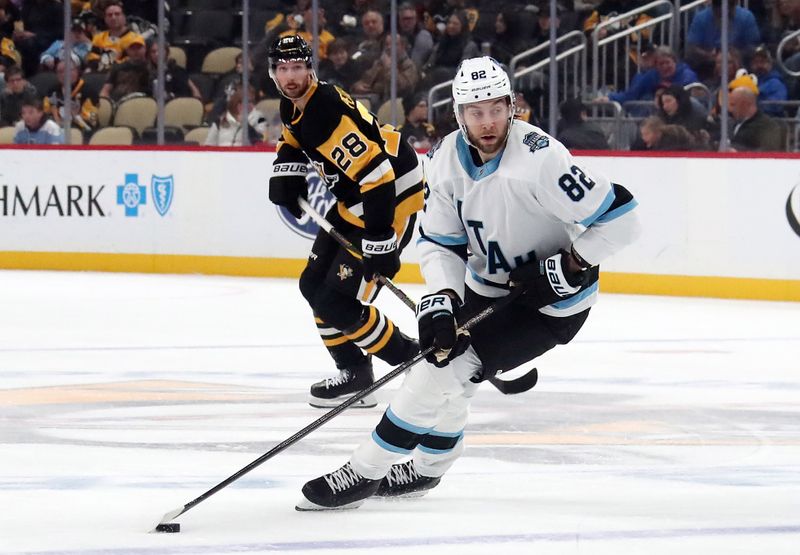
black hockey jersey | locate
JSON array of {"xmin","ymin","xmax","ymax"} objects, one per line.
[{"xmin": 274, "ymin": 81, "xmax": 423, "ymax": 236}]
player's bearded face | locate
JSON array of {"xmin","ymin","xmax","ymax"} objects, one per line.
[
  {"xmin": 274, "ymin": 61, "xmax": 312, "ymax": 98},
  {"xmin": 461, "ymin": 98, "xmax": 511, "ymax": 154}
]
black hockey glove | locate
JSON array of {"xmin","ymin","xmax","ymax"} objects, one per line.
[
  {"xmin": 508, "ymin": 249, "xmax": 587, "ymax": 309},
  {"xmin": 361, "ymin": 230, "xmax": 401, "ymax": 280},
  {"xmin": 416, "ymin": 292, "xmax": 471, "ymax": 368},
  {"xmin": 268, "ymin": 162, "xmax": 308, "ymax": 219}
]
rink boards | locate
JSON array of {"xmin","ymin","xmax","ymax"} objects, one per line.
[{"xmin": 0, "ymin": 146, "xmax": 799, "ymax": 301}]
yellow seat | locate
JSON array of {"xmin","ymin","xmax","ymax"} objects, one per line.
[
  {"xmin": 67, "ymin": 127, "xmax": 83, "ymax": 145},
  {"xmin": 201, "ymin": 47, "xmax": 241, "ymax": 74},
  {"xmin": 89, "ymin": 126, "xmax": 134, "ymax": 145},
  {"xmin": 169, "ymin": 46, "xmax": 187, "ymax": 69},
  {"xmin": 113, "ymin": 96, "xmax": 158, "ymax": 136},
  {"xmin": 184, "ymin": 126, "xmax": 210, "ymax": 144},
  {"xmin": 164, "ymin": 97, "xmax": 204, "ymax": 131},
  {"xmin": 97, "ymin": 97, "xmax": 113, "ymax": 128},
  {"xmin": 377, "ymin": 98, "xmax": 404, "ymax": 126},
  {"xmin": 0, "ymin": 126, "xmax": 16, "ymax": 144}
]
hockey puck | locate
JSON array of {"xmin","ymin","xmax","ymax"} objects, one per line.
[{"xmin": 155, "ymin": 523, "xmax": 181, "ymax": 533}]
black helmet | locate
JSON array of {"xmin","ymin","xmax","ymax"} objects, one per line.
[{"xmin": 269, "ymin": 35, "xmax": 313, "ymax": 70}]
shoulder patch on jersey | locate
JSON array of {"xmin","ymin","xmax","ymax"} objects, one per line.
[
  {"xmin": 426, "ymin": 138, "xmax": 443, "ymax": 159},
  {"xmin": 523, "ymin": 131, "xmax": 550, "ymax": 153}
]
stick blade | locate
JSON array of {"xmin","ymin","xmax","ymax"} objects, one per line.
[{"xmin": 150, "ymin": 506, "xmax": 185, "ymax": 533}]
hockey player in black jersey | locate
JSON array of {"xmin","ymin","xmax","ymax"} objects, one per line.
[{"xmin": 267, "ymin": 35, "xmax": 424, "ymax": 408}]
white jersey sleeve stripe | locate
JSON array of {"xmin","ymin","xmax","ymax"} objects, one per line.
[
  {"xmin": 417, "ymin": 233, "xmax": 469, "ymax": 246},
  {"xmin": 596, "ymin": 198, "xmax": 639, "ymax": 224},
  {"xmin": 579, "ymin": 188, "xmax": 616, "ymax": 227}
]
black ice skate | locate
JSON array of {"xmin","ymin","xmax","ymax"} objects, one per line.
[
  {"xmin": 308, "ymin": 358, "xmax": 376, "ymax": 408},
  {"xmin": 375, "ymin": 460, "xmax": 441, "ymax": 498},
  {"xmin": 296, "ymin": 462, "xmax": 381, "ymax": 511}
]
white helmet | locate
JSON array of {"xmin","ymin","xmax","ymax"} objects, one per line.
[{"xmin": 452, "ymin": 56, "xmax": 515, "ymax": 147}]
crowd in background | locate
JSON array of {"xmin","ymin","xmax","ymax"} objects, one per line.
[{"xmin": 1, "ymin": 0, "xmax": 800, "ymax": 151}]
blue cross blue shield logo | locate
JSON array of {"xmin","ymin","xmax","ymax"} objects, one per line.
[
  {"xmin": 116, "ymin": 173, "xmax": 146, "ymax": 216},
  {"xmin": 151, "ymin": 175, "xmax": 174, "ymax": 216}
]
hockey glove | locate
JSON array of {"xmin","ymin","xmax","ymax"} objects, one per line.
[
  {"xmin": 416, "ymin": 292, "xmax": 471, "ymax": 368},
  {"xmin": 508, "ymin": 249, "xmax": 587, "ymax": 309},
  {"xmin": 268, "ymin": 162, "xmax": 308, "ymax": 219},
  {"xmin": 362, "ymin": 230, "xmax": 401, "ymax": 280}
]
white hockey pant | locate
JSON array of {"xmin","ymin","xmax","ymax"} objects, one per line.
[{"xmin": 350, "ymin": 345, "xmax": 482, "ymax": 480}]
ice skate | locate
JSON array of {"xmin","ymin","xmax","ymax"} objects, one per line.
[
  {"xmin": 296, "ymin": 462, "xmax": 381, "ymax": 511},
  {"xmin": 375, "ymin": 460, "xmax": 441, "ymax": 499},
  {"xmin": 309, "ymin": 357, "xmax": 376, "ymax": 408}
]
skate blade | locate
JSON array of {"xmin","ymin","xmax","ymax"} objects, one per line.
[
  {"xmin": 308, "ymin": 393, "xmax": 377, "ymax": 409},
  {"xmin": 295, "ymin": 497, "xmax": 367, "ymax": 511},
  {"xmin": 374, "ymin": 490, "xmax": 433, "ymax": 500}
]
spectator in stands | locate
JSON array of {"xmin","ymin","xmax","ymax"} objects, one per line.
[
  {"xmin": 601, "ymin": 46, "xmax": 698, "ymax": 109},
  {"xmin": 557, "ymin": 97, "xmax": 611, "ymax": 150},
  {"xmin": 351, "ymin": 9, "xmax": 385, "ymax": 72},
  {"xmin": 86, "ymin": 0, "xmax": 145, "ymax": 73},
  {"xmin": 351, "ymin": 33, "xmax": 418, "ymax": 106},
  {"xmin": 398, "ymin": 2, "xmax": 433, "ymax": 69},
  {"xmin": 489, "ymin": 8, "xmax": 532, "ymax": 67},
  {"xmin": 14, "ymin": 0, "xmax": 62, "ymax": 77},
  {"xmin": 205, "ymin": 88, "xmax": 267, "ymax": 147},
  {"xmin": 317, "ymin": 38, "xmax": 359, "ymax": 91},
  {"xmin": 43, "ymin": 57, "xmax": 99, "ymax": 134},
  {"xmin": 39, "ymin": 18, "xmax": 93, "ymax": 71},
  {"xmin": 763, "ymin": 0, "xmax": 800, "ymax": 56},
  {"xmin": 685, "ymin": 0, "xmax": 760, "ymax": 82},
  {"xmin": 424, "ymin": 0, "xmax": 480, "ymax": 40},
  {"xmin": 99, "ymin": 35, "xmax": 151, "ymax": 103},
  {"xmin": 704, "ymin": 47, "xmax": 742, "ymax": 92},
  {"xmin": 630, "ymin": 115, "xmax": 663, "ymax": 150},
  {"xmin": 728, "ymin": 86, "xmax": 784, "ymax": 152},
  {"xmin": 13, "ymin": 95, "xmax": 63, "ymax": 144},
  {"xmin": 656, "ymin": 85, "xmax": 708, "ymax": 137},
  {"xmin": 147, "ymin": 40, "xmax": 201, "ymax": 100},
  {"xmin": 0, "ymin": 65, "xmax": 36, "ymax": 126},
  {"xmin": 748, "ymin": 45, "xmax": 788, "ymax": 117},
  {"xmin": 399, "ymin": 91, "xmax": 437, "ymax": 150},
  {"xmin": 421, "ymin": 10, "xmax": 479, "ymax": 86},
  {"xmin": 214, "ymin": 52, "xmax": 257, "ymax": 108},
  {"xmin": 513, "ymin": 89, "xmax": 541, "ymax": 126},
  {"xmin": 656, "ymin": 123, "xmax": 698, "ymax": 151},
  {"xmin": 531, "ymin": 1, "xmax": 573, "ymax": 46},
  {"xmin": 0, "ymin": 0, "xmax": 20, "ymax": 39},
  {"xmin": 281, "ymin": 7, "xmax": 336, "ymax": 60},
  {"xmin": 329, "ymin": 0, "xmax": 385, "ymax": 38}
]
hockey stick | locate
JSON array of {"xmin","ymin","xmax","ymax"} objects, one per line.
[
  {"xmin": 298, "ymin": 196, "xmax": 537, "ymax": 396},
  {"xmin": 153, "ymin": 288, "xmax": 522, "ymax": 531}
]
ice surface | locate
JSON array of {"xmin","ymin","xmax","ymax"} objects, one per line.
[{"xmin": 1, "ymin": 270, "xmax": 798, "ymax": 554}]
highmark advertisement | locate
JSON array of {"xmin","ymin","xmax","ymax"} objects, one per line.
[{"xmin": 1, "ymin": 148, "xmax": 799, "ymax": 300}]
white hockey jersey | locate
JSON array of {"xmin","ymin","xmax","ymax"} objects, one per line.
[{"xmin": 418, "ymin": 121, "xmax": 641, "ymax": 317}]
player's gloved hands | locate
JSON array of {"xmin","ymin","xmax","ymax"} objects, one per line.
[
  {"xmin": 416, "ymin": 291, "xmax": 471, "ymax": 368},
  {"xmin": 362, "ymin": 230, "xmax": 400, "ymax": 280},
  {"xmin": 268, "ymin": 162, "xmax": 308, "ymax": 219},
  {"xmin": 508, "ymin": 249, "xmax": 587, "ymax": 309}
]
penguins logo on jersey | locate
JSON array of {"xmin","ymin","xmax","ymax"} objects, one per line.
[
  {"xmin": 787, "ymin": 183, "xmax": 800, "ymax": 238},
  {"xmin": 523, "ymin": 131, "xmax": 549, "ymax": 153}
]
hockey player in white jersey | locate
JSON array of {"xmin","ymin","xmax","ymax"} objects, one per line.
[{"xmin": 296, "ymin": 56, "xmax": 641, "ymax": 510}]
